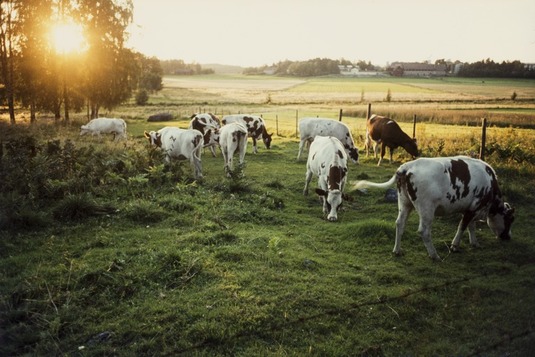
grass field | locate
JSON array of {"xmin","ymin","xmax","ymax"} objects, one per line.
[{"xmin": 1, "ymin": 75, "xmax": 535, "ymax": 356}]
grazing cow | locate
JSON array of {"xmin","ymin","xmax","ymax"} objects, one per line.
[
  {"xmin": 353, "ymin": 156, "xmax": 514, "ymax": 260},
  {"xmin": 304, "ymin": 136, "xmax": 349, "ymax": 222},
  {"xmin": 80, "ymin": 118, "xmax": 127, "ymax": 141},
  {"xmin": 218, "ymin": 122, "xmax": 248, "ymax": 177},
  {"xmin": 365, "ymin": 114, "xmax": 418, "ymax": 166},
  {"xmin": 297, "ymin": 118, "xmax": 359, "ymax": 163},
  {"xmin": 189, "ymin": 113, "xmax": 221, "ymax": 157},
  {"xmin": 144, "ymin": 127, "xmax": 204, "ymax": 180},
  {"xmin": 221, "ymin": 114, "xmax": 272, "ymax": 154}
]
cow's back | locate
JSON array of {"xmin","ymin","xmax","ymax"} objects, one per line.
[
  {"xmin": 308, "ymin": 136, "xmax": 347, "ymax": 172},
  {"xmin": 397, "ymin": 156, "xmax": 498, "ymax": 215}
]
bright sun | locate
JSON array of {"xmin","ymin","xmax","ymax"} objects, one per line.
[{"xmin": 49, "ymin": 22, "xmax": 87, "ymax": 54}]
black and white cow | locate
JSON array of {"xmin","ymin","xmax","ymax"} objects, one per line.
[
  {"xmin": 189, "ymin": 113, "xmax": 221, "ymax": 157},
  {"xmin": 304, "ymin": 136, "xmax": 349, "ymax": 222},
  {"xmin": 222, "ymin": 114, "xmax": 272, "ymax": 154},
  {"xmin": 218, "ymin": 122, "xmax": 248, "ymax": 177},
  {"xmin": 354, "ymin": 156, "xmax": 514, "ymax": 260},
  {"xmin": 297, "ymin": 117, "xmax": 359, "ymax": 163},
  {"xmin": 144, "ymin": 127, "xmax": 204, "ymax": 180},
  {"xmin": 365, "ymin": 114, "xmax": 418, "ymax": 166}
]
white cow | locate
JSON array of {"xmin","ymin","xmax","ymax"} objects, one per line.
[
  {"xmin": 144, "ymin": 127, "xmax": 204, "ymax": 180},
  {"xmin": 297, "ymin": 117, "xmax": 359, "ymax": 163},
  {"xmin": 218, "ymin": 122, "xmax": 248, "ymax": 177},
  {"xmin": 304, "ymin": 136, "xmax": 349, "ymax": 222},
  {"xmin": 353, "ymin": 156, "xmax": 515, "ymax": 260},
  {"xmin": 80, "ymin": 118, "xmax": 127, "ymax": 141},
  {"xmin": 221, "ymin": 114, "xmax": 272, "ymax": 154},
  {"xmin": 189, "ymin": 113, "xmax": 221, "ymax": 157}
]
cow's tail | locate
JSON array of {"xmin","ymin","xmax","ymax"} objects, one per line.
[{"xmin": 352, "ymin": 173, "xmax": 397, "ymax": 190}]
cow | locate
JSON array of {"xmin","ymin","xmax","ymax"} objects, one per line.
[
  {"xmin": 365, "ymin": 114, "xmax": 418, "ymax": 166},
  {"xmin": 304, "ymin": 136, "xmax": 349, "ymax": 222},
  {"xmin": 189, "ymin": 113, "xmax": 221, "ymax": 157},
  {"xmin": 353, "ymin": 156, "xmax": 514, "ymax": 260},
  {"xmin": 218, "ymin": 122, "xmax": 248, "ymax": 177},
  {"xmin": 80, "ymin": 118, "xmax": 127, "ymax": 141},
  {"xmin": 144, "ymin": 127, "xmax": 204, "ymax": 180},
  {"xmin": 221, "ymin": 114, "xmax": 272, "ymax": 154},
  {"xmin": 297, "ymin": 118, "xmax": 359, "ymax": 163}
]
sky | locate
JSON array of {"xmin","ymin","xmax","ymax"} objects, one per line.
[{"xmin": 126, "ymin": 0, "xmax": 535, "ymax": 67}]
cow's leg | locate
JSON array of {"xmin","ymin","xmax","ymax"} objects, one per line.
[
  {"xmin": 303, "ymin": 168, "xmax": 313, "ymax": 195},
  {"xmin": 209, "ymin": 145, "xmax": 217, "ymax": 157},
  {"xmin": 389, "ymin": 147, "xmax": 394, "ymax": 163},
  {"xmin": 394, "ymin": 203, "xmax": 412, "ymax": 256},
  {"xmin": 252, "ymin": 137, "xmax": 258, "ymax": 154},
  {"xmin": 238, "ymin": 140, "xmax": 247, "ymax": 165},
  {"xmin": 297, "ymin": 139, "xmax": 306, "ymax": 160},
  {"xmin": 378, "ymin": 142, "xmax": 387, "ymax": 166},
  {"xmin": 451, "ymin": 211, "xmax": 478, "ymax": 251},
  {"xmin": 418, "ymin": 211, "xmax": 440, "ymax": 260},
  {"xmin": 221, "ymin": 147, "xmax": 230, "ymax": 177}
]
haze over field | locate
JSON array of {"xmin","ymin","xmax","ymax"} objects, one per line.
[{"xmin": 127, "ymin": 0, "xmax": 535, "ymax": 67}]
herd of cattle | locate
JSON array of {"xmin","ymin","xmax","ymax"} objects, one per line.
[{"xmin": 79, "ymin": 114, "xmax": 515, "ymax": 260}]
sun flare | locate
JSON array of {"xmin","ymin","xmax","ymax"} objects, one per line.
[{"xmin": 49, "ymin": 22, "xmax": 87, "ymax": 54}]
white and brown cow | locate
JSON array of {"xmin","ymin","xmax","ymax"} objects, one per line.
[
  {"xmin": 80, "ymin": 117, "xmax": 127, "ymax": 141},
  {"xmin": 221, "ymin": 114, "xmax": 272, "ymax": 154},
  {"xmin": 304, "ymin": 136, "xmax": 349, "ymax": 222},
  {"xmin": 354, "ymin": 156, "xmax": 514, "ymax": 260},
  {"xmin": 218, "ymin": 122, "xmax": 248, "ymax": 177},
  {"xmin": 144, "ymin": 127, "xmax": 204, "ymax": 180},
  {"xmin": 365, "ymin": 114, "xmax": 418, "ymax": 166},
  {"xmin": 189, "ymin": 113, "xmax": 221, "ymax": 157},
  {"xmin": 297, "ymin": 117, "xmax": 359, "ymax": 163}
]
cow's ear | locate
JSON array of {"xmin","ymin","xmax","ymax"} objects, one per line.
[
  {"xmin": 144, "ymin": 131, "xmax": 150, "ymax": 138},
  {"xmin": 315, "ymin": 188, "xmax": 327, "ymax": 197},
  {"xmin": 342, "ymin": 193, "xmax": 353, "ymax": 202}
]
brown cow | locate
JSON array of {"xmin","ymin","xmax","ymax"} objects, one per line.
[{"xmin": 365, "ymin": 114, "xmax": 418, "ymax": 166}]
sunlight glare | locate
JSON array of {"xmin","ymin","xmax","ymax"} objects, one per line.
[{"xmin": 50, "ymin": 22, "xmax": 87, "ymax": 54}]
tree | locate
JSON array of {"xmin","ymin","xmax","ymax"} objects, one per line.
[
  {"xmin": 75, "ymin": 0, "xmax": 134, "ymax": 118},
  {"xmin": 0, "ymin": 0, "xmax": 21, "ymax": 124}
]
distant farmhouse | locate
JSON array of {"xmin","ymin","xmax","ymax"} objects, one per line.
[
  {"xmin": 389, "ymin": 62, "xmax": 447, "ymax": 77},
  {"xmin": 337, "ymin": 64, "xmax": 382, "ymax": 77}
]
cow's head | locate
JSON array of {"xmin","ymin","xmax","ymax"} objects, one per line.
[
  {"xmin": 403, "ymin": 138, "xmax": 419, "ymax": 158},
  {"xmin": 263, "ymin": 132, "xmax": 273, "ymax": 149},
  {"xmin": 315, "ymin": 188, "xmax": 350, "ymax": 222},
  {"xmin": 144, "ymin": 130, "xmax": 162, "ymax": 148},
  {"xmin": 487, "ymin": 201, "xmax": 515, "ymax": 240},
  {"xmin": 348, "ymin": 147, "xmax": 359, "ymax": 163},
  {"xmin": 79, "ymin": 125, "xmax": 89, "ymax": 136},
  {"xmin": 205, "ymin": 128, "xmax": 220, "ymax": 145}
]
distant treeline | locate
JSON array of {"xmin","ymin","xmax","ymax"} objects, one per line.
[
  {"xmin": 160, "ymin": 60, "xmax": 214, "ymax": 75},
  {"xmin": 242, "ymin": 57, "xmax": 535, "ymax": 78},
  {"xmin": 457, "ymin": 59, "xmax": 535, "ymax": 79}
]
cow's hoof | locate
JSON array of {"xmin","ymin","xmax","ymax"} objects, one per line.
[
  {"xmin": 392, "ymin": 249, "xmax": 403, "ymax": 257},
  {"xmin": 450, "ymin": 244, "xmax": 461, "ymax": 252},
  {"xmin": 430, "ymin": 254, "xmax": 442, "ymax": 262}
]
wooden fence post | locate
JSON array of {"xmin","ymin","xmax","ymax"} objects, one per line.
[
  {"xmin": 480, "ymin": 118, "xmax": 487, "ymax": 161},
  {"xmin": 366, "ymin": 103, "xmax": 371, "ymax": 120},
  {"xmin": 276, "ymin": 115, "xmax": 279, "ymax": 136},
  {"xmin": 295, "ymin": 110, "xmax": 299, "ymax": 138},
  {"xmin": 339, "ymin": 109, "xmax": 343, "ymax": 121},
  {"xmin": 412, "ymin": 114, "xmax": 417, "ymax": 139}
]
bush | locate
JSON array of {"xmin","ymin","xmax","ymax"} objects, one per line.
[{"xmin": 135, "ymin": 89, "xmax": 149, "ymax": 105}]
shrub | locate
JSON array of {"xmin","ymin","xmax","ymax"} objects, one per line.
[{"xmin": 135, "ymin": 89, "xmax": 149, "ymax": 105}]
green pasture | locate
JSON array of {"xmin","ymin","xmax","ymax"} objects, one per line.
[{"xmin": 1, "ymin": 75, "xmax": 535, "ymax": 355}]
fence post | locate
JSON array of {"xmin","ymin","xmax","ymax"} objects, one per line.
[
  {"xmin": 412, "ymin": 114, "xmax": 417, "ymax": 139},
  {"xmin": 480, "ymin": 118, "xmax": 487, "ymax": 161},
  {"xmin": 339, "ymin": 109, "xmax": 343, "ymax": 121},
  {"xmin": 276, "ymin": 115, "xmax": 279, "ymax": 136},
  {"xmin": 366, "ymin": 103, "xmax": 371, "ymax": 119},
  {"xmin": 295, "ymin": 110, "xmax": 299, "ymax": 138}
]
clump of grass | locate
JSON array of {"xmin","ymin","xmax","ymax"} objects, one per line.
[
  {"xmin": 52, "ymin": 194, "xmax": 116, "ymax": 221},
  {"xmin": 123, "ymin": 199, "xmax": 170, "ymax": 224}
]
